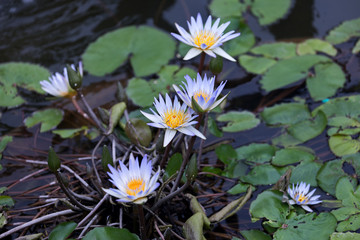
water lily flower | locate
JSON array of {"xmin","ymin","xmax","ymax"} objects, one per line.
[
  {"xmin": 286, "ymin": 182, "xmax": 322, "ymax": 212},
  {"xmin": 171, "ymin": 13, "xmax": 240, "ymax": 61},
  {"xmin": 141, "ymin": 94, "xmax": 206, "ymax": 147},
  {"xmin": 173, "ymin": 73, "xmax": 228, "ymax": 112},
  {"xmin": 40, "ymin": 62, "xmax": 83, "ymax": 97},
  {"xmin": 102, "ymin": 154, "xmax": 160, "ymax": 204}
]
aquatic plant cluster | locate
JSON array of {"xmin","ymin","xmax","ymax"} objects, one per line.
[{"xmin": 1, "ymin": 1, "xmax": 360, "ymax": 239}]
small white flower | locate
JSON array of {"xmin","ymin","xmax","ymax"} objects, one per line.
[
  {"xmin": 173, "ymin": 73, "xmax": 228, "ymax": 112},
  {"xmin": 102, "ymin": 154, "xmax": 160, "ymax": 204},
  {"xmin": 171, "ymin": 13, "xmax": 240, "ymax": 61},
  {"xmin": 141, "ymin": 94, "xmax": 206, "ymax": 147},
  {"xmin": 40, "ymin": 62, "xmax": 83, "ymax": 97},
  {"xmin": 287, "ymin": 182, "xmax": 322, "ymax": 212}
]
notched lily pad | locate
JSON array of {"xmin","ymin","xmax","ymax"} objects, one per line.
[
  {"xmin": 297, "ymin": 39, "xmax": 337, "ymax": 56},
  {"xmin": 217, "ymin": 111, "xmax": 260, "ymax": 132},
  {"xmin": 261, "ymin": 103, "xmax": 310, "ymax": 126},
  {"xmin": 329, "ymin": 134, "xmax": 360, "ymax": 157},
  {"xmin": 238, "ymin": 55, "xmax": 277, "ymax": 74},
  {"xmin": 325, "ymin": 17, "xmax": 360, "ymax": 45},
  {"xmin": 251, "ymin": 0, "xmax": 292, "ymax": 26},
  {"xmin": 250, "ymin": 42, "xmax": 297, "ymax": 59},
  {"xmin": 24, "ymin": 108, "xmax": 64, "ymax": 132},
  {"xmin": 236, "ymin": 143, "xmax": 276, "ymax": 164}
]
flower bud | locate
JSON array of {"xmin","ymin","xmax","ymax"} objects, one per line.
[
  {"xmin": 210, "ymin": 56, "xmax": 223, "ymax": 75},
  {"xmin": 48, "ymin": 147, "xmax": 61, "ymax": 173},
  {"xmin": 66, "ymin": 64, "xmax": 82, "ymax": 90}
]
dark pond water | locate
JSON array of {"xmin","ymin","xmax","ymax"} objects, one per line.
[{"xmin": 1, "ymin": 0, "xmax": 360, "ymax": 239}]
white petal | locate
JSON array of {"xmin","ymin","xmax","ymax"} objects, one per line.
[
  {"xmin": 184, "ymin": 48, "xmax": 202, "ymax": 60},
  {"xmin": 184, "ymin": 125, "xmax": 206, "ymax": 139},
  {"xmin": 204, "ymin": 49, "xmax": 217, "ymax": 58},
  {"xmin": 212, "ymin": 47, "xmax": 236, "ymax": 62},
  {"xmin": 301, "ymin": 205, "xmax": 313, "ymax": 212},
  {"xmin": 164, "ymin": 129, "xmax": 177, "ymax": 147}
]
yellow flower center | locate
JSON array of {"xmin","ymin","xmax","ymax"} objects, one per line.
[
  {"xmin": 294, "ymin": 193, "xmax": 309, "ymax": 204},
  {"xmin": 126, "ymin": 178, "xmax": 145, "ymax": 197},
  {"xmin": 193, "ymin": 30, "xmax": 218, "ymax": 49},
  {"xmin": 164, "ymin": 109, "xmax": 188, "ymax": 129},
  {"xmin": 194, "ymin": 91, "xmax": 210, "ymax": 103}
]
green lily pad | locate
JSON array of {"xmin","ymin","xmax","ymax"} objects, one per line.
[
  {"xmin": 331, "ymin": 207, "xmax": 360, "ymax": 221},
  {"xmin": 126, "ymin": 78, "xmax": 156, "ymax": 107},
  {"xmin": 240, "ymin": 164, "xmax": 288, "ymax": 185},
  {"xmin": 260, "ymin": 55, "xmax": 330, "ymax": 92},
  {"xmin": 325, "ymin": 17, "xmax": 360, "ymax": 44},
  {"xmin": 82, "ymin": 26, "xmax": 175, "ymax": 77},
  {"xmin": 24, "ymin": 108, "xmax": 64, "ymax": 132},
  {"xmin": 352, "ymin": 39, "xmax": 360, "ymax": 54},
  {"xmin": 222, "ymin": 160, "xmax": 248, "ymax": 178},
  {"xmin": 261, "ymin": 103, "xmax": 310, "ymax": 126},
  {"xmin": 208, "ymin": 116, "xmax": 223, "ymax": 137},
  {"xmin": 215, "ymin": 144, "xmax": 237, "ymax": 165},
  {"xmin": 228, "ymin": 182, "xmax": 253, "ymax": 195},
  {"xmin": 297, "ymin": 39, "xmax": 337, "ymax": 56},
  {"xmin": 317, "ymin": 159, "xmax": 349, "ymax": 196},
  {"xmin": 49, "ymin": 222, "xmax": 77, "ymax": 240},
  {"xmin": 83, "ymin": 227, "xmax": 140, "ymax": 240},
  {"xmin": 331, "ymin": 232, "xmax": 360, "ymax": 240},
  {"xmin": 240, "ymin": 229, "xmax": 272, "ymax": 240},
  {"xmin": 290, "ymin": 161, "xmax": 322, "ymax": 186},
  {"xmin": 209, "ymin": 0, "xmax": 245, "ymax": 18},
  {"xmin": 164, "ymin": 153, "xmax": 182, "ymax": 181},
  {"xmin": 313, "ymin": 95, "xmax": 360, "ymax": 119},
  {"xmin": 287, "ymin": 110, "xmax": 327, "ymax": 142},
  {"xmin": 250, "ymin": 42, "xmax": 297, "ymax": 59},
  {"xmin": 249, "ymin": 190, "xmax": 289, "ymax": 228},
  {"xmin": 336, "ymin": 213, "xmax": 360, "ymax": 232},
  {"xmin": 272, "ymin": 146, "xmax": 315, "ymax": 166},
  {"xmin": 223, "ymin": 18, "xmax": 256, "ymax": 56},
  {"xmin": 52, "ymin": 127, "xmax": 88, "ymax": 138},
  {"xmin": 0, "ymin": 62, "xmax": 50, "ymax": 107},
  {"xmin": 251, "ymin": 0, "xmax": 291, "ymax": 25},
  {"xmin": 343, "ymin": 153, "xmax": 360, "ymax": 176},
  {"xmin": 0, "ymin": 195, "xmax": 14, "ymax": 207},
  {"xmin": 273, "ymin": 213, "xmax": 337, "ymax": 240},
  {"xmin": 306, "ymin": 62, "xmax": 346, "ymax": 101},
  {"xmin": 329, "ymin": 135, "xmax": 360, "ymax": 157},
  {"xmin": 236, "ymin": 143, "xmax": 276, "ymax": 164},
  {"xmin": 238, "ymin": 55, "xmax": 277, "ymax": 74},
  {"xmin": 217, "ymin": 111, "xmax": 260, "ymax": 132},
  {"xmin": 335, "ymin": 177, "xmax": 360, "ymax": 208}
]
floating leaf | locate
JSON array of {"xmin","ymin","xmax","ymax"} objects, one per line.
[
  {"xmin": 0, "ymin": 62, "xmax": 50, "ymax": 107},
  {"xmin": 287, "ymin": 111, "xmax": 327, "ymax": 142},
  {"xmin": 306, "ymin": 62, "xmax": 346, "ymax": 101},
  {"xmin": 240, "ymin": 230, "xmax": 272, "ymax": 240},
  {"xmin": 82, "ymin": 26, "xmax": 175, "ymax": 77},
  {"xmin": 249, "ymin": 190, "xmax": 289, "ymax": 228},
  {"xmin": 335, "ymin": 177, "xmax": 360, "ymax": 208},
  {"xmin": 207, "ymin": 116, "xmax": 223, "ymax": 137},
  {"xmin": 240, "ymin": 164, "xmax": 288, "ymax": 185},
  {"xmin": 272, "ymin": 146, "xmax": 315, "ymax": 166},
  {"xmin": 331, "ymin": 207, "xmax": 360, "ymax": 221},
  {"xmin": 260, "ymin": 55, "xmax": 330, "ymax": 92},
  {"xmin": 251, "ymin": 42, "xmax": 297, "ymax": 59},
  {"xmin": 52, "ymin": 127, "xmax": 88, "ymax": 138},
  {"xmin": 208, "ymin": 0, "xmax": 245, "ymax": 18},
  {"xmin": 215, "ymin": 144, "xmax": 237, "ymax": 165},
  {"xmin": 251, "ymin": 0, "xmax": 291, "ymax": 25},
  {"xmin": 261, "ymin": 103, "xmax": 310, "ymax": 126},
  {"xmin": 331, "ymin": 232, "xmax": 360, "ymax": 240},
  {"xmin": 83, "ymin": 227, "xmax": 140, "ymax": 240},
  {"xmin": 329, "ymin": 134, "xmax": 360, "ymax": 157},
  {"xmin": 164, "ymin": 153, "xmax": 182, "ymax": 181},
  {"xmin": 352, "ymin": 39, "xmax": 360, "ymax": 54},
  {"xmin": 49, "ymin": 222, "xmax": 77, "ymax": 240},
  {"xmin": 238, "ymin": 55, "xmax": 277, "ymax": 74},
  {"xmin": 290, "ymin": 161, "xmax": 322, "ymax": 186},
  {"xmin": 313, "ymin": 95, "xmax": 360, "ymax": 119},
  {"xmin": 273, "ymin": 213, "xmax": 337, "ymax": 240},
  {"xmin": 217, "ymin": 111, "xmax": 260, "ymax": 132},
  {"xmin": 24, "ymin": 108, "xmax": 64, "ymax": 132},
  {"xmin": 126, "ymin": 78, "xmax": 156, "ymax": 107},
  {"xmin": 336, "ymin": 213, "xmax": 360, "ymax": 232},
  {"xmin": 222, "ymin": 160, "xmax": 248, "ymax": 179},
  {"xmin": 228, "ymin": 182, "xmax": 253, "ymax": 195},
  {"xmin": 0, "ymin": 195, "xmax": 14, "ymax": 207},
  {"xmin": 297, "ymin": 39, "xmax": 337, "ymax": 56},
  {"xmin": 325, "ymin": 17, "xmax": 360, "ymax": 44},
  {"xmin": 236, "ymin": 143, "xmax": 276, "ymax": 164}
]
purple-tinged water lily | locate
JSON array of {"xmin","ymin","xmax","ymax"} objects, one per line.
[{"xmin": 286, "ymin": 182, "xmax": 322, "ymax": 212}]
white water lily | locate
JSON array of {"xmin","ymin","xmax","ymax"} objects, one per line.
[
  {"xmin": 171, "ymin": 13, "xmax": 240, "ymax": 61},
  {"xmin": 173, "ymin": 73, "xmax": 227, "ymax": 112},
  {"xmin": 286, "ymin": 182, "xmax": 322, "ymax": 212},
  {"xmin": 102, "ymin": 154, "xmax": 160, "ymax": 204},
  {"xmin": 141, "ymin": 94, "xmax": 206, "ymax": 147},
  {"xmin": 40, "ymin": 62, "xmax": 83, "ymax": 97}
]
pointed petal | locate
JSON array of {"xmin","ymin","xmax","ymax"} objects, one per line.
[
  {"xmin": 184, "ymin": 48, "xmax": 202, "ymax": 60},
  {"xmin": 164, "ymin": 129, "xmax": 177, "ymax": 147},
  {"xmin": 212, "ymin": 47, "xmax": 236, "ymax": 62}
]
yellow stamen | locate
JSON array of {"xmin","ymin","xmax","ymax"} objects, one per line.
[
  {"xmin": 194, "ymin": 91, "xmax": 210, "ymax": 103},
  {"xmin": 193, "ymin": 30, "xmax": 218, "ymax": 49},
  {"xmin": 294, "ymin": 193, "xmax": 308, "ymax": 203},
  {"xmin": 126, "ymin": 178, "xmax": 145, "ymax": 196},
  {"xmin": 164, "ymin": 109, "xmax": 188, "ymax": 129}
]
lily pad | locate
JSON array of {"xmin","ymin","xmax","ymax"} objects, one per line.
[
  {"xmin": 83, "ymin": 227, "xmax": 140, "ymax": 240},
  {"xmin": 249, "ymin": 190, "xmax": 289, "ymax": 228},
  {"xmin": 331, "ymin": 207, "xmax": 360, "ymax": 221},
  {"xmin": 336, "ymin": 214, "xmax": 360, "ymax": 232},
  {"xmin": 82, "ymin": 26, "xmax": 175, "ymax": 77},
  {"xmin": 215, "ymin": 144, "xmax": 237, "ymax": 165},
  {"xmin": 236, "ymin": 143, "xmax": 276, "ymax": 164},
  {"xmin": 261, "ymin": 103, "xmax": 310, "ymax": 126},
  {"xmin": 251, "ymin": 0, "xmax": 291, "ymax": 25},
  {"xmin": 273, "ymin": 213, "xmax": 337, "ymax": 240},
  {"xmin": 325, "ymin": 17, "xmax": 360, "ymax": 45},
  {"xmin": 240, "ymin": 164, "xmax": 288, "ymax": 185},
  {"xmin": 250, "ymin": 42, "xmax": 297, "ymax": 59},
  {"xmin": 217, "ymin": 111, "xmax": 260, "ymax": 132},
  {"xmin": 164, "ymin": 153, "xmax": 182, "ymax": 181},
  {"xmin": 24, "ymin": 108, "xmax": 64, "ymax": 132},
  {"xmin": 335, "ymin": 177, "xmax": 360, "ymax": 208},
  {"xmin": 260, "ymin": 55, "xmax": 330, "ymax": 92},
  {"xmin": 313, "ymin": 95, "xmax": 360, "ymax": 119},
  {"xmin": 306, "ymin": 62, "xmax": 346, "ymax": 101},
  {"xmin": 331, "ymin": 232, "xmax": 360, "ymax": 240},
  {"xmin": 52, "ymin": 127, "xmax": 88, "ymax": 138},
  {"xmin": 297, "ymin": 39, "xmax": 337, "ymax": 56},
  {"xmin": 238, "ymin": 55, "xmax": 277, "ymax": 74},
  {"xmin": 49, "ymin": 222, "xmax": 77, "ymax": 240},
  {"xmin": 240, "ymin": 229, "xmax": 272, "ymax": 240},
  {"xmin": 208, "ymin": 0, "xmax": 245, "ymax": 18},
  {"xmin": 0, "ymin": 62, "xmax": 50, "ymax": 107},
  {"xmin": 317, "ymin": 159, "xmax": 349, "ymax": 196},
  {"xmin": 208, "ymin": 116, "xmax": 223, "ymax": 137},
  {"xmin": 329, "ymin": 134, "xmax": 360, "ymax": 157},
  {"xmin": 290, "ymin": 161, "xmax": 322, "ymax": 186},
  {"xmin": 272, "ymin": 146, "xmax": 315, "ymax": 166}
]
